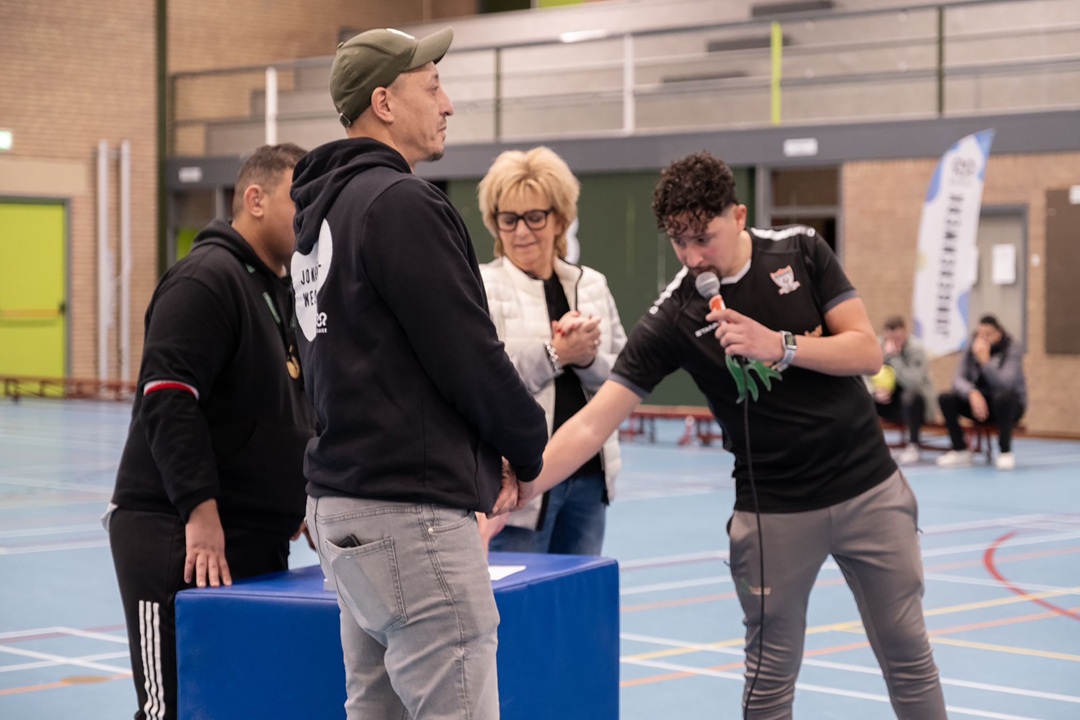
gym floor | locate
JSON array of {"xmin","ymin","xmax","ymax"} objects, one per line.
[{"xmin": 1, "ymin": 398, "xmax": 1077, "ymax": 719}]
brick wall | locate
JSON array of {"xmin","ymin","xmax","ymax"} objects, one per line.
[
  {"xmin": 0, "ymin": 0, "xmax": 474, "ymax": 384},
  {"xmin": 169, "ymin": 0, "xmax": 477, "ymax": 73},
  {"xmin": 0, "ymin": 0, "xmax": 158, "ymax": 380},
  {"xmin": 843, "ymin": 152, "xmax": 1080, "ymax": 436}
]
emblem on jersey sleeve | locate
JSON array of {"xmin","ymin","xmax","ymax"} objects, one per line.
[{"xmin": 770, "ymin": 265, "xmax": 801, "ymax": 295}]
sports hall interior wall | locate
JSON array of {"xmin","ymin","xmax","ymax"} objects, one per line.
[
  {"xmin": 0, "ymin": 0, "xmax": 476, "ymax": 380},
  {"xmin": 3, "ymin": 0, "xmax": 1078, "ymax": 437}
]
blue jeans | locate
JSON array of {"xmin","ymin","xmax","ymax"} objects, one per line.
[
  {"xmin": 307, "ymin": 496, "xmax": 500, "ymax": 720},
  {"xmin": 489, "ymin": 472, "xmax": 607, "ymax": 555}
]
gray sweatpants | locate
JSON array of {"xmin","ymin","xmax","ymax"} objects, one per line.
[{"xmin": 728, "ymin": 470, "xmax": 946, "ymax": 719}]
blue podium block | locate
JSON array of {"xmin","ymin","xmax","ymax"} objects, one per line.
[{"xmin": 176, "ymin": 552, "xmax": 619, "ymax": 720}]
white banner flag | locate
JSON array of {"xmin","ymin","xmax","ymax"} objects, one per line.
[{"xmin": 912, "ymin": 129, "xmax": 995, "ymax": 358}]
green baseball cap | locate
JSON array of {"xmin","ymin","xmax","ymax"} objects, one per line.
[{"xmin": 329, "ymin": 27, "xmax": 454, "ymax": 128}]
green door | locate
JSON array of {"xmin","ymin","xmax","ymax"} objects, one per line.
[{"xmin": 0, "ymin": 202, "xmax": 67, "ymax": 380}]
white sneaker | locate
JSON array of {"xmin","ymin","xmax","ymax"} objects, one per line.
[
  {"xmin": 936, "ymin": 450, "xmax": 973, "ymax": 467},
  {"xmin": 898, "ymin": 445, "xmax": 921, "ymax": 464},
  {"xmin": 995, "ymin": 452, "xmax": 1016, "ymax": 471}
]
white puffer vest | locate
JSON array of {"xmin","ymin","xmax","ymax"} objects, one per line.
[{"xmin": 480, "ymin": 257, "xmax": 627, "ymax": 530}]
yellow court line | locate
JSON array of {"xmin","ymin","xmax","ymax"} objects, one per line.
[
  {"xmin": 922, "ymin": 585, "xmax": 1080, "ymax": 619},
  {"xmin": 930, "ymin": 637, "xmax": 1080, "ymax": 662},
  {"xmin": 629, "ymin": 636, "xmax": 743, "ymax": 662},
  {"xmin": 820, "ymin": 585, "xmax": 1080, "ymax": 638},
  {"xmin": 623, "ymin": 588, "xmax": 1080, "ymax": 664}
]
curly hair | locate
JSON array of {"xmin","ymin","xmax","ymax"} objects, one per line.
[
  {"xmin": 477, "ymin": 146, "xmax": 579, "ymax": 259},
  {"xmin": 651, "ymin": 151, "xmax": 739, "ymax": 237}
]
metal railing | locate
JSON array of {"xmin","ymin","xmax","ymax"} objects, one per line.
[{"xmin": 168, "ymin": 0, "xmax": 1080, "ymax": 156}]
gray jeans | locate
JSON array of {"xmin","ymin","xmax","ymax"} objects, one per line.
[
  {"xmin": 307, "ymin": 496, "xmax": 500, "ymax": 720},
  {"xmin": 729, "ymin": 470, "xmax": 946, "ymax": 720}
]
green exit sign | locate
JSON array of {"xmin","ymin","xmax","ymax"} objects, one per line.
[{"xmin": 0, "ymin": 129, "xmax": 12, "ymax": 151}]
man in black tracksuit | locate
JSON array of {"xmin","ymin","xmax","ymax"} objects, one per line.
[
  {"xmin": 109, "ymin": 144, "xmax": 315, "ymax": 720},
  {"xmin": 291, "ymin": 27, "xmax": 547, "ymax": 719}
]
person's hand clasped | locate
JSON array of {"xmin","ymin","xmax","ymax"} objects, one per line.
[
  {"xmin": 184, "ymin": 499, "xmax": 232, "ymax": 589},
  {"xmin": 552, "ymin": 312, "xmax": 601, "ymax": 366},
  {"xmin": 489, "ymin": 458, "xmax": 519, "ymax": 517}
]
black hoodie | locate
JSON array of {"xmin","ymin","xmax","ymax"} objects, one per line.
[
  {"xmin": 112, "ymin": 219, "xmax": 315, "ymax": 536},
  {"xmin": 290, "ymin": 138, "xmax": 546, "ymax": 512}
]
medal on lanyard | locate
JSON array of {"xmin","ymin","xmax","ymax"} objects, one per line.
[
  {"xmin": 261, "ymin": 286, "xmax": 301, "ymax": 380},
  {"xmin": 286, "ymin": 344, "xmax": 301, "ymax": 380}
]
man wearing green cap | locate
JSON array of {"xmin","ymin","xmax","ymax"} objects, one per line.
[{"xmin": 290, "ymin": 27, "xmax": 547, "ymax": 719}]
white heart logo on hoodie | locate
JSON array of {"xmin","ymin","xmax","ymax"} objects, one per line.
[{"xmin": 291, "ymin": 218, "xmax": 334, "ymax": 341}]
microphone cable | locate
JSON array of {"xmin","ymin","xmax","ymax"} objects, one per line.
[
  {"xmin": 693, "ymin": 271, "xmax": 765, "ymax": 716},
  {"xmin": 738, "ymin": 360, "xmax": 765, "ymax": 719}
]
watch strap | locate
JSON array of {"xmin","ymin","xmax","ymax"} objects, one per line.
[{"xmin": 775, "ymin": 331, "xmax": 797, "ymax": 372}]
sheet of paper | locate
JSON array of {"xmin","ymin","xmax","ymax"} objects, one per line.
[
  {"xmin": 488, "ymin": 565, "xmax": 526, "ymax": 581},
  {"xmin": 992, "ymin": 243, "xmax": 1017, "ymax": 285}
]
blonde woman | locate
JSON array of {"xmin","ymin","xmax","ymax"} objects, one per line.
[{"xmin": 478, "ymin": 146, "xmax": 626, "ymax": 555}]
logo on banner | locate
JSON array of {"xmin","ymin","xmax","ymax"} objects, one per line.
[{"xmin": 912, "ymin": 129, "xmax": 995, "ymax": 358}]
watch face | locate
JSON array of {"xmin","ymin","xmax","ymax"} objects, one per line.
[{"xmin": 784, "ymin": 332, "xmax": 797, "ymax": 350}]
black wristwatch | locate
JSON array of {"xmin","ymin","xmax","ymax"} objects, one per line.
[{"xmin": 775, "ymin": 331, "xmax": 797, "ymax": 372}]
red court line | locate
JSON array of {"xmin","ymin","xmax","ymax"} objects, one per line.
[{"xmin": 983, "ymin": 531, "xmax": 1080, "ymax": 621}]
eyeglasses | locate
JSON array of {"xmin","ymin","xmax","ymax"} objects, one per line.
[{"xmin": 494, "ymin": 208, "xmax": 554, "ymax": 232}]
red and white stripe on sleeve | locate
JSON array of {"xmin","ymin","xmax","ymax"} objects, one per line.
[{"xmin": 143, "ymin": 380, "xmax": 200, "ymax": 401}]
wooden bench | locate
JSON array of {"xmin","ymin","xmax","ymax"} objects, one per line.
[
  {"xmin": 2, "ymin": 375, "xmax": 136, "ymax": 402},
  {"xmin": 620, "ymin": 405, "xmax": 723, "ymax": 446},
  {"xmin": 879, "ymin": 419, "xmax": 1023, "ymax": 463}
]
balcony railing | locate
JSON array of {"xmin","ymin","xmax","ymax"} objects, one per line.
[{"xmin": 168, "ymin": 0, "xmax": 1080, "ymax": 157}]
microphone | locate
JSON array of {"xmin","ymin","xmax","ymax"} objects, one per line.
[
  {"xmin": 694, "ymin": 271, "xmax": 725, "ymax": 312},
  {"xmin": 695, "ymin": 271, "xmax": 747, "ymax": 365}
]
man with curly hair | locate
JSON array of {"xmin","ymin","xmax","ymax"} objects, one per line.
[{"xmin": 518, "ymin": 152, "xmax": 946, "ymax": 718}]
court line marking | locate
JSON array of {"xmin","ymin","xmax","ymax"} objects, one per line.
[
  {"xmin": 620, "ymin": 657, "xmax": 1041, "ymax": 719},
  {"xmin": 620, "ymin": 567, "xmax": 1080, "ymax": 598},
  {"xmin": 621, "ymin": 632, "xmax": 1080, "ymax": 704},
  {"xmin": 0, "ymin": 644, "xmax": 130, "ymax": 674},
  {"xmin": 984, "ymin": 530, "xmax": 1080, "ymax": 621},
  {"xmin": 617, "ymin": 535, "xmax": 1080, "ymax": 604},
  {"xmin": 0, "ymin": 674, "xmax": 131, "ymax": 698},
  {"xmin": 0, "ymin": 539, "xmax": 110, "ymax": 555},
  {"xmin": 930, "ymin": 637, "xmax": 1080, "ymax": 661},
  {"xmin": 55, "ymin": 627, "xmax": 129, "ymax": 644},
  {"xmin": 619, "ymin": 544, "xmax": 1080, "ymax": 610},
  {"xmin": 0, "ymin": 477, "xmax": 114, "ymax": 493},
  {"xmin": 615, "ymin": 516, "xmax": 1076, "ymax": 573},
  {"xmin": 925, "ymin": 572, "xmax": 1079, "ymax": 593},
  {"xmin": 621, "ymin": 575, "xmax": 732, "ymax": 595},
  {"xmin": 0, "ymin": 652, "xmax": 129, "ymax": 674},
  {"xmin": 620, "ymin": 550, "xmax": 728, "ymax": 570},
  {"xmin": 0, "ymin": 524, "xmax": 104, "ymax": 539}
]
